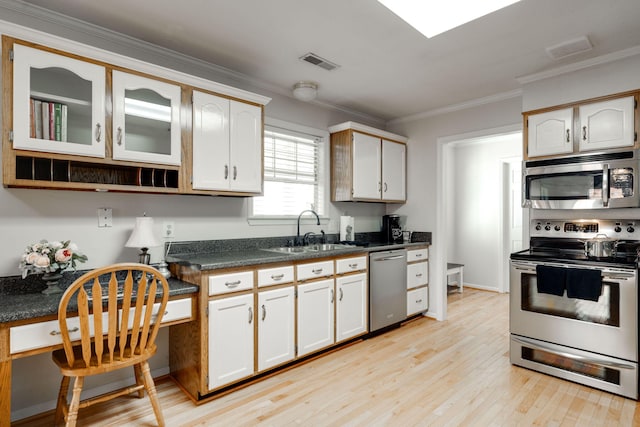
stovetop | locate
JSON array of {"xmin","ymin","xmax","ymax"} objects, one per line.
[{"xmin": 511, "ymin": 219, "xmax": 640, "ymax": 269}]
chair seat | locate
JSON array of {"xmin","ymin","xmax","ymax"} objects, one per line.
[{"xmin": 52, "ymin": 343, "xmax": 157, "ymax": 377}]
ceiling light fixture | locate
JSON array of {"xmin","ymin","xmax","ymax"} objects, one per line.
[
  {"xmin": 377, "ymin": 0, "xmax": 521, "ymax": 38},
  {"xmin": 292, "ymin": 81, "xmax": 318, "ymax": 102}
]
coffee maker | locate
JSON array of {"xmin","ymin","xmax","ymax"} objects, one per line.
[{"xmin": 382, "ymin": 214, "xmax": 402, "ymax": 244}]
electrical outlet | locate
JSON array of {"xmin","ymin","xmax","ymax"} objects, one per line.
[
  {"xmin": 98, "ymin": 208, "xmax": 112, "ymax": 228},
  {"xmin": 163, "ymin": 221, "xmax": 175, "ymax": 238}
]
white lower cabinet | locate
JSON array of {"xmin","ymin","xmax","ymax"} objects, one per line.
[
  {"xmin": 258, "ymin": 286, "xmax": 295, "ymax": 371},
  {"xmin": 336, "ymin": 273, "xmax": 368, "ymax": 342},
  {"xmin": 297, "ymin": 278, "xmax": 335, "ymax": 357},
  {"xmin": 208, "ymin": 294, "xmax": 254, "ymax": 389},
  {"xmin": 407, "ymin": 287, "xmax": 428, "ymax": 316}
]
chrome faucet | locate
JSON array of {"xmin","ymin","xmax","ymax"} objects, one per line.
[{"xmin": 295, "ymin": 209, "xmax": 320, "ymax": 246}]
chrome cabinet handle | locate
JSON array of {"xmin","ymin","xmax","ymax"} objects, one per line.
[
  {"xmin": 248, "ymin": 307, "xmax": 253, "ymax": 324},
  {"xmin": 348, "ymin": 263, "xmax": 358, "ymax": 269},
  {"xmin": 116, "ymin": 126, "xmax": 123, "ymax": 145},
  {"xmin": 233, "ymin": 166, "xmax": 237, "ymax": 180},
  {"xmin": 583, "ymin": 126, "xmax": 587, "ymax": 141},
  {"xmin": 330, "ymin": 289, "xmax": 334, "ymax": 303},
  {"xmin": 261, "ymin": 304, "xmax": 266, "ymax": 321},
  {"xmin": 312, "ymin": 268, "xmax": 323, "ymax": 274},
  {"xmin": 224, "ymin": 165, "xmax": 229, "ymax": 180},
  {"xmin": 415, "ymin": 253, "xmax": 423, "ymax": 258},
  {"xmin": 95, "ymin": 123, "xmax": 102, "ymax": 142},
  {"xmin": 384, "ymin": 182, "xmax": 388, "ymax": 192},
  {"xmin": 50, "ymin": 327, "xmax": 79, "ymax": 336},
  {"xmin": 339, "ymin": 288, "xmax": 344, "ymax": 301},
  {"xmin": 225, "ymin": 280, "xmax": 241, "ymax": 288},
  {"xmin": 271, "ymin": 274, "xmax": 284, "ymax": 281},
  {"xmin": 416, "ymin": 273, "xmax": 423, "ymax": 277},
  {"xmin": 566, "ymin": 129, "xmax": 570, "ymax": 143}
]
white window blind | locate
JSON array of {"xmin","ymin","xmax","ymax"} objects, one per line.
[{"xmin": 252, "ymin": 127, "xmax": 325, "ymax": 216}]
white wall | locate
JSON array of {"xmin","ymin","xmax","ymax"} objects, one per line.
[{"xmin": 449, "ymin": 134, "xmax": 522, "ymax": 291}]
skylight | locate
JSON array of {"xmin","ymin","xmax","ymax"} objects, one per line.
[{"xmin": 377, "ymin": 0, "xmax": 521, "ymax": 38}]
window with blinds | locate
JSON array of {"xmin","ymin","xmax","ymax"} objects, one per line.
[{"xmin": 252, "ymin": 127, "xmax": 325, "ymax": 216}]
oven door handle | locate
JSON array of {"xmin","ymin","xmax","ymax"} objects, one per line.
[
  {"xmin": 602, "ymin": 163, "xmax": 609, "ymax": 207},
  {"xmin": 513, "ymin": 336, "xmax": 636, "ymax": 369}
]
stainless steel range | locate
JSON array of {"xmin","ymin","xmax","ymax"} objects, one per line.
[{"xmin": 510, "ymin": 219, "xmax": 640, "ymax": 399}]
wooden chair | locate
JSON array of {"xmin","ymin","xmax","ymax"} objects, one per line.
[{"xmin": 52, "ymin": 263, "xmax": 169, "ymax": 427}]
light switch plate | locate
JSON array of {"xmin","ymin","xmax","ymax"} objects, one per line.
[{"xmin": 98, "ymin": 208, "xmax": 112, "ymax": 228}]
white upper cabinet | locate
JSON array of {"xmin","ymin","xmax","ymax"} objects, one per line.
[
  {"xmin": 112, "ymin": 70, "xmax": 181, "ymax": 165},
  {"xmin": 330, "ymin": 122, "xmax": 407, "ymax": 203},
  {"xmin": 352, "ymin": 132, "xmax": 382, "ymax": 199},
  {"xmin": 12, "ymin": 43, "xmax": 106, "ymax": 157},
  {"xmin": 382, "ymin": 139, "xmax": 406, "ymax": 201},
  {"xmin": 578, "ymin": 96, "xmax": 635, "ymax": 152},
  {"xmin": 527, "ymin": 108, "xmax": 573, "ymax": 158},
  {"xmin": 192, "ymin": 90, "xmax": 262, "ymax": 193},
  {"xmin": 525, "ymin": 95, "xmax": 637, "ymax": 159}
]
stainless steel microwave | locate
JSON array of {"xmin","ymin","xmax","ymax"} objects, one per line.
[{"xmin": 523, "ymin": 151, "xmax": 640, "ymax": 209}]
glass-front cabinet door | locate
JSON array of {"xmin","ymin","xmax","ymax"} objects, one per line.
[
  {"xmin": 112, "ymin": 70, "xmax": 181, "ymax": 166},
  {"xmin": 12, "ymin": 43, "xmax": 106, "ymax": 157}
]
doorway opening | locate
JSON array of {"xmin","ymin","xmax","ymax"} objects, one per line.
[{"xmin": 436, "ymin": 124, "xmax": 523, "ymax": 320}]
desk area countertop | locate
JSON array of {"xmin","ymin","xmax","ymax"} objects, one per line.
[{"xmin": 0, "ymin": 274, "xmax": 199, "ymax": 324}]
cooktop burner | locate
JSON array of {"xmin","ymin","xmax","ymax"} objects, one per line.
[{"xmin": 512, "ymin": 219, "xmax": 640, "ymax": 268}]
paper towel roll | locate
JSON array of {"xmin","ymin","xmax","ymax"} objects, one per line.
[{"xmin": 340, "ymin": 216, "xmax": 354, "ymax": 241}]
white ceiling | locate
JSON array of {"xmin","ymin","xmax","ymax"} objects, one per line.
[{"xmin": 15, "ymin": 0, "xmax": 640, "ymax": 123}]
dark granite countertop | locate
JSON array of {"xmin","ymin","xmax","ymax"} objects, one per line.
[
  {"xmin": 0, "ymin": 275, "xmax": 198, "ymax": 325},
  {"xmin": 167, "ymin": 233, "xmax": 431, "ymax": 271}
]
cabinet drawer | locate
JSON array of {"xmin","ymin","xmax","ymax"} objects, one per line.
[
  {"xmin": 209, "ymin": 271, "xmax": 254, "ymax": 295},
  {"xmin": 297, "ymin": 260, "xmax": 334, "ymax": 281},
  {"xmin": 407, "ymin": 262, "xmax": 428, "ymax": 289},
  {"xmin": 336, "ymin": 256, "xmax": 367, "ymax": 274},
  {"xmin": 258, "ymin": 265, "xmax": 294, "ymax": 287},
  {"xmin": 407, "ymin": 286, "xmax": 428, "ymax": 315},
  {"xmin": 121, "ymin": 298, "xmax": 193, "ymax": 328},
  {"xmin": 407, "ymin": 248, "xmax": 428, "ymax": 262},
  {"xmin": 10, "ymin": 313, "xmax": 108, "ymax": 355}
]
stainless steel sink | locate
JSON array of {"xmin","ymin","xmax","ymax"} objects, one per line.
[
  {"xmin": 261, "ymin": 244, "xmax": 352, "ymax": 254},
  {"xmin": 305, "ymin": 243, "xmax": 352, "ymax": 251},
  {"xmin": 262, "ymin": 246, "xmax": 306, "ymax": 254}
]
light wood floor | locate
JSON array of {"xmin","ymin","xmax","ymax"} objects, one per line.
[{"xmin": 16, "ymin": 289, "xmax": 640, "ymax": 426}]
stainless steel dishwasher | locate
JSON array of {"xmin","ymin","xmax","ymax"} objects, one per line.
[{"xmin": 369, "ymin": 249, "xmax": 407, "ymax": 332}]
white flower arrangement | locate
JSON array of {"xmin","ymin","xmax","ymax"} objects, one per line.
[{"xmin": 19, "ymin": 240, "xmax": 88, "ymax": 278}]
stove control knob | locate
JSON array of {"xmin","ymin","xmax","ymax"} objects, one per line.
[
  {"xmin": 535, "ymin": 223, "xmax": 542, "ymax": 231},
  {"xmin": 554, "ymin": 225, "xmax": 561, "ymax": 231},
  {"xmin": 615, "ymin": 226, "xmax": 622, "ymax": 233},
  {"xmin": 544, "ymin": 225, "xmax": 551, "ymax": 231},
  {"xmin": 627, "ymin": 226, "xmax": 635, "ymax": 233}
]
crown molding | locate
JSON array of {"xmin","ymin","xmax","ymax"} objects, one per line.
[{"xmin": 388, "ymin": 89, "xmax": 522, "ymax": 125}]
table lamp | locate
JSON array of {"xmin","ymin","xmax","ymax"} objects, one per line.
[{"xmin": 125, "ymin": 215, "xmax": 161, "ymax": 264}]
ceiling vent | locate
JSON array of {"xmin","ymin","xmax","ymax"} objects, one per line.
[
  {"xmin": 299, "ymin": 52, "xmax": 340, "ymax": 71},
  {"xmin": 546, "ymin": 36, "xmax": 593, "ymax": 60}
]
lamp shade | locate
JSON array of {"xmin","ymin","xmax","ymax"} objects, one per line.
[{"xmin": 125, "ymin": 216, "xmax": 161, "ymax": 249}]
